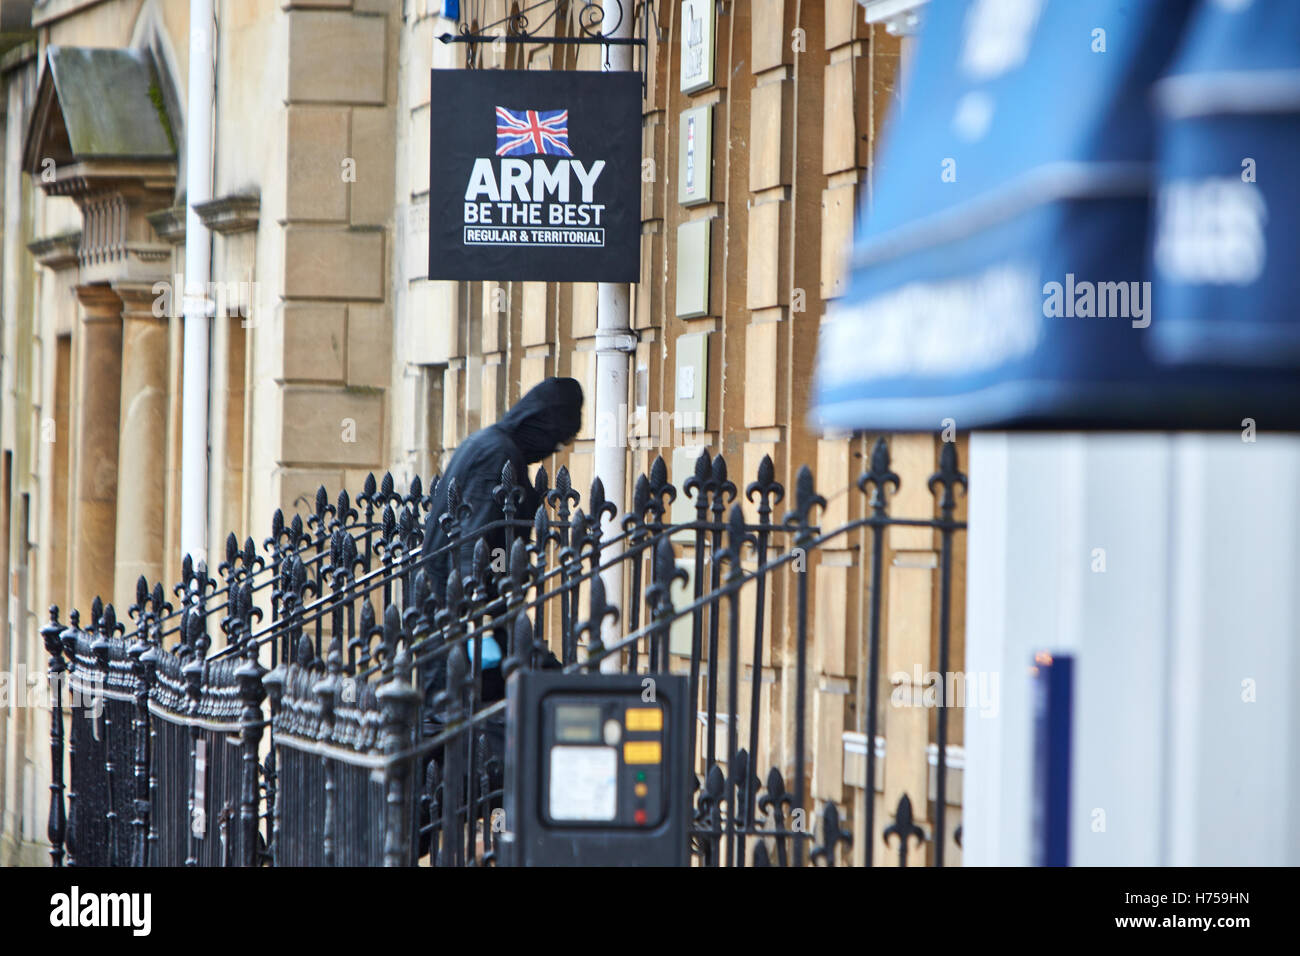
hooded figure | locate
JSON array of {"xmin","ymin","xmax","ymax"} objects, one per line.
[
  {"xmin": 424, "ymin": 376, "xmax": 583, "ymax": 600},
  {"xmin": 417, "ymin": 378, "xmax": 583, "ymax": 858}
]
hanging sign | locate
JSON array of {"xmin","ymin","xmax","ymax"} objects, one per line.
[{"xmin": 428, "ymin": 69, "xmax": 641, "ymax": 283}]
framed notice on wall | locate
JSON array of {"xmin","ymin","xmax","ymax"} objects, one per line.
[
  {"xmin": 428, "ymin": 69, "xmax": 642, "ymax": 283},
  {"xmin": 679, "ymin": 0, "xmax": 716, "ymax": 93}
]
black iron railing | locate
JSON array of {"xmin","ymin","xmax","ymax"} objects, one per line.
[{"xmin": 44, "ymin": 437, "xmax": 967, "ymax": 866}]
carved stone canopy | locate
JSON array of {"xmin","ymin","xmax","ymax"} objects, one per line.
[{"xmin": 23, "ymin": 45, "xmax": 179, "ymax": 283}]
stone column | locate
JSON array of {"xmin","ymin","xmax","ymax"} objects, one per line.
[
  {"xmin": 70, "ymin": 285, "xmax": 124, "ymax": 618},
  {"xmin": 112, "ymin": 284, "xmax": 170, "ymax": 612}
]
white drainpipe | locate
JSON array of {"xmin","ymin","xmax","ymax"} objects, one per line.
[
  {"xmin": 180, "ymin": 0, "xmax": 215, "ymax": 566},
  {"xmin": 595, "ymin": 0, "xmax": 637, "ymax": 671}
]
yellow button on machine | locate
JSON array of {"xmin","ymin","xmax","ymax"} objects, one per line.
[
  {"xmin": 634, "ymin": 782, "xmax": 648, "ymax": 798},
  {"xmin": 625, "ymin": 707, "xmax": 663, "ymax": 732},
  {"xmin": 623, "ymin": 740, "xmax": 662, "ymax": 764}
]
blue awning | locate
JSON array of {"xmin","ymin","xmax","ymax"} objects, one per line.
[
  {"xmin": 813, "ymin": 0, "xmax": 1300, "ymax": 430},
  {"xmin": 1149, "ymin": 0, "xmax": 1300, "ymax": 370}
]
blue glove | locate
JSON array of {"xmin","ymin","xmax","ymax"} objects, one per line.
[{"xmin": 464, "ymin": 635, "xmax": 503, "ymax": 669}]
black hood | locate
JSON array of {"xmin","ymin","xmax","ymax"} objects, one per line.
[{"xmin": 497, "ymin": 377, "xmax": 584, "ymax": 463}]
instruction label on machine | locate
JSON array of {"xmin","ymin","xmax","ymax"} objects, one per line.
[{"xmin": 548, "ymin": 745, "xmax": 618, "ymax": 821}]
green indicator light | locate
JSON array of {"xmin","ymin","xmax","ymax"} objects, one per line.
[{"xmin": 636, "ymin": 771, "xmax": 646, "ymax": 782}]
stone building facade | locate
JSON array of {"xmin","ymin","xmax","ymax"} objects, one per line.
[{"xmin": 0, "ymin": 0, "xmax": 962, "ymax": 866}]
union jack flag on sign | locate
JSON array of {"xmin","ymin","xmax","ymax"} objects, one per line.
[{"xmin": 495, "ymin": 107, "xmax": 574, "ymax": 157}]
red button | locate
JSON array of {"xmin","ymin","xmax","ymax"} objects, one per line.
[{"xmin": 634, "ymin": 809, "xmax": 647, "ymax": 825}]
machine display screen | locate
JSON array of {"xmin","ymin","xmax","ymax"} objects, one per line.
[{"xmin": 555, "ymin": 704, "xmax": 602, "ymax": 743}]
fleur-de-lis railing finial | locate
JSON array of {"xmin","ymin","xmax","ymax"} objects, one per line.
[
  {"xmin": 783, "ymin": 465, "xmax": 827, "ymax": 539},
  {"xmin": 709, "ymin": 454, "xmax": 737, "ymax": 520},
  {"xmin": 928, "ymin": 437, "xmax": 969, "ymax": 518},
  {"xmin": 439, "ymin": 476, "xmax": 473, "ymax": 538},
  {"xmin": 645, "ymin": 536, "xmax": 687, "ymax": 672},
  {"xmin": 722, "ymin": 504, "xmax": 756, "ymax": 573},
  {"xmin": 380, "ymin": 470, "xmax": 401, "ymax": 510},
  {"xmin": 504, "ymin": 611, "xmax": 537, "ymax": 679},
  {"xmin": 308, "ymin": 484, "xmax": 334, "ymax": 536},
  {"xmin": 745, "ymin": 453, "xmax": 784, "ymax": 521},
  {"xmin": 533, "ymin": 463, "xmax": 550, "ymax": 511},
  {"xmin": 694, "ymin": 764, "xmax": 726, "ymax": 867},
  {"xmin": 682, "ymin": 447, "xmax": 714, "ymax": 511},
  {"xmin": 335, "ymin": 488, "xmax": 358, "ymax": 530},
  {"xmin": 264, "ymin": 507, "xmax": 288, "ymax": 558},
  {"xmin": 859, "ymin": 436, "xmax": 900, "ymax": 515},
  {"xmin": 883, "ymin": 793, "xmax": 927, "ymax": 867},
  {"xmin": 758, "ymin": 766, "xmax": 793, "ymax": 867},
  {"xmin": 625, "ymin": 472, "xmax": 652, "ymax": 534},
  {"xmin": 644, "ymin": 455, "xmax": 676, "ymax": 528},
  {"xmin": 576, "ymin": 572, "xmax": 619, "ymax": 661},
  {"xmin": 129, "ymin": 574, "xmax": 149, "ymax": 624},
  {"xmin": 811, "ymin": 802, "xmax": 852, "ymax": 867},
  {"xmin": 406, "ymin": 473, "xmax": 428, "ymax": 514},
  {"xmin": 470, "ymin": 537, "xmax": 492, "ymax": 604},
  {"xmin": 494, "ymin": 458, "xmax": 525, "ymax": 522},
  {"xmin": 378, "ymin": 604, "xmax": 406, "ymax": 677},
  {"xmin": 586, "ymin": 475, "xmax": 618, "ymax": 538}
]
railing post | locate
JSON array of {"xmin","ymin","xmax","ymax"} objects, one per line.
[
  {"xmin": 927, "ymin": 440, "xmax": 967, "ymax": 867},
  {"xmin": 128, "ymin": 606, "xmax": 156, "ymax": 867},
  {"xmin": 315, "ymin": 637, "xmax": 342, "ymax": 866},
  {"xmin": 436, "ymin": 638, "xmax": 469, "ymax": 867},
  {"xmin": 722, "ymin": 505, "xmax": 753, "ymax": 867},
  {"xmin": 858, "ymin": 437, "xmax": 899, "ymax": 866},
  {"xmin": 182, "ymin": 611, "xmax": 205, "ymax": 867},
  {"xmin": 647, "ymin": 536, "xmax": 687, "ymax": 676},
  {"xmin": 547, "ymin": 467, "xmax": 580, "ymax": 661},
  {"xmin": 621, "ymin": 474, "xmax": 651, "ymax": 672},
  {"xmin": 235, "ymin": 640, "xmax": 266, "ymax": 867},
  {"xmin": 93, "ymin": 601, "xmax": 121, "ymax": 865},
  {"xmin": 704, "ymin": 456, "xmax": 737, "ymax": 774},
  {"xmin": 682, "ymin": 450, "xmax": 714, "ymax": 764},
  {"xmin": 744, "ymin": 454, "xmax": 783, "ymax": 850},
  {"xmin": 145, "ymin": 583, "xmax": 169, "ymax": 864},
  {"xmin": 643, "ymin": 456, "xmax": 676, "ymax": 667},
  {"xmin": 784, "ymin": 467, "xmax": 825, "ymax": 868},
  {"xmin": 59, "ymin": 610, "xmax": 81, "ymax": 866},
  {"xmin": 261, "ymin": 659, "xmax": 285, "ymax": 866},
  {"xmin": 43, "ymin": 606, "xmax": 67, "ymax": 867},
  {"xmin": 379, "ymin": 648, "xmax": 420, "ymax": 867}
]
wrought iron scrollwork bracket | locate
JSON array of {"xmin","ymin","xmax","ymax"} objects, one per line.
[{"xmin": 438, "ymin": 0, "xmax": 655, "ymax": 94}]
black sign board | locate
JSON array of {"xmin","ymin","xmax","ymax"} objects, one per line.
[{"xmin": 428, "ymin": 69, "xmax": 641, "ymax": 283}]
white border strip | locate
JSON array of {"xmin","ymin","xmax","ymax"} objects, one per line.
[
  {"xmin": 272, "ymin": 734, "xmax": 391, "ymax": 771},
  {"xmin": 1154, "ymin": 70, "xmax": 1300, "ymax": 119},
  {"xmin": 147, "ymin": 699, "xmax": 245, "ymax": 734},
  {"xmin": 850, "ymin": 161, "xmax": 1151, "ymax": 271},
  {"xmin": 842, "ymin": 731, "xmax": 966, "ymax": 769}
]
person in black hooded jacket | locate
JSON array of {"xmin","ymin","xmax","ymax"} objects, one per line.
[
  {"xmin": 418, "ymin": 379, "xmax": 582, "ymax": 836},
  {"xmin": 424, "ymin": 376, "xmax": 584, "ymax": 607}
]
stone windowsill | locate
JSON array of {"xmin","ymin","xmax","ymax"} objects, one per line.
[{"xmin": 194, "ymin": 193, "xmax": 261, "ymax": 235}]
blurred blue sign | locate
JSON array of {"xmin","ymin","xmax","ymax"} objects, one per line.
[
  {"xmin": 812, "ymin": 0, "xmax": 1300, "ymax": 431},
  {"xmin": 1150, "ymin": 0, "xmax": 1300, "ymax": 370}
]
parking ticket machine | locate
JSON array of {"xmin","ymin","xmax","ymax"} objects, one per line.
[{"xmin": 501, "ymin": 671, "xmax": 690, "ymax": 866}]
